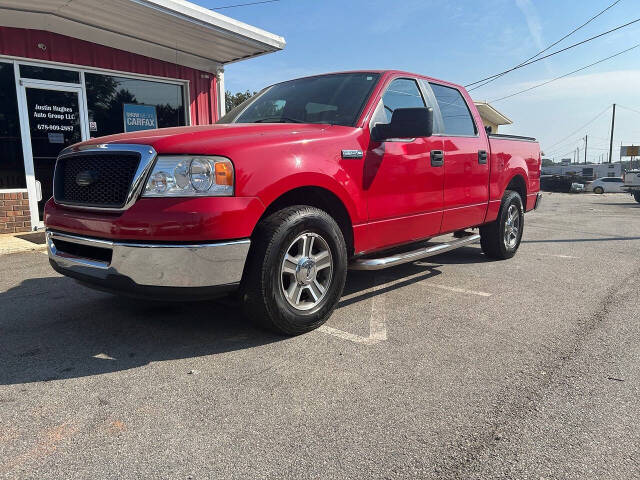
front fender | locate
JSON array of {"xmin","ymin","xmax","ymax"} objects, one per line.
[{"xmin": 236, "ymin": 148, "xmax": 368, "ymax": 225}]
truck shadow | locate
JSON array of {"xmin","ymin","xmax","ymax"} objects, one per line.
[
  {"xmin": 424, "ymin": 246, "xmax": 490, "ymax": 265},
  {"xmin": 0, "ymin": 259, "xmax": 452, "ymax": 386},
  {"xmin": 0, "ymin": 275, "xmax": 283, "ymax": 386}
]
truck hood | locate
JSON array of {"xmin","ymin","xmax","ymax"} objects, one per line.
[{"xmin": 75, "ymin": 123, "xmax": 344, "ymax": 154}]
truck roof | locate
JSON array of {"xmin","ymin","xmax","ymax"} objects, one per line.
[{"xmin": 274, "ymin": 70, "xmax": 464, "ymax": 91}]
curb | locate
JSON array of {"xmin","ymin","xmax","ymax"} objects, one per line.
[{"xmin": 0, "ymin": 232, "xmax": 48, "ymax": 256}]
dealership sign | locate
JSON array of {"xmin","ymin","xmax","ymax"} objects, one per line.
[
  {"xmin": 620, "ymin": 145, "xmax": 640, "ymax": 157},
  {"xmin": 123, "ymin": 103, "xmax": 158, "ymax": 132}
]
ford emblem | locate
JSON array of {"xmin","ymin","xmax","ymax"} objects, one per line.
[{"xmin": 75, "ymin": 170, "xmax": 98, "ymax": 187}]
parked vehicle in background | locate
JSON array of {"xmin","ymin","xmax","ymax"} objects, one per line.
[
  {"xmin": 623, "ymin": 170, "xmax": 640, "ymax": 203},
  {"xmin": 44, "ymin": 70, "xmax": 542, "ymax": 335},
  {"xmin": 571, "ymin": 182, "xmax": 585, "ymax": 193},
  {"xmin": 541, "ymin": 175, "xmax": 588, "ymax": 193},
  {"xmin": 587, "ymin": 177, "xmax": 625, "ymax": 194}
]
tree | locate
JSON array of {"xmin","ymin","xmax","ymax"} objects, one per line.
[{"xmin": 225, "ymin": 90, "xmax": 257, "ymax": 113}]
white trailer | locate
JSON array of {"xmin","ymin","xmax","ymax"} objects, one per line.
[
  {"xmin": 541, "ymin": 163, "xmax": 622, "ymax": 179},
  {"xmin": 623, "ymin": 170, "xmax": 640, "ymax": 203}
]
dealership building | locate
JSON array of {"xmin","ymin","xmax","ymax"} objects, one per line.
[{"xmin": 0, "ymin": 0, "xmax": 284, "ymax": 233}]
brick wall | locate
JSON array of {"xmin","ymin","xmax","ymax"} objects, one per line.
[{"xmin": 0, "ymin": 192, "xmax": 32, "ymax": 233}]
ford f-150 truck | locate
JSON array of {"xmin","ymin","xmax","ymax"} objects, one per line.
[{"xmin": 45, "ymin": 71, "xmax": 541, "ymax": 335}]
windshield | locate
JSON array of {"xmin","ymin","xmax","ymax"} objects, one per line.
[{"xmin": 218, "ymin": 73, "xmax": 380, "ymax": 127}]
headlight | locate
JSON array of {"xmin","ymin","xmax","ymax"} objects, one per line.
[{"xmin": 142, "ymin": 156, "xmax": 234, "ymax": 197}]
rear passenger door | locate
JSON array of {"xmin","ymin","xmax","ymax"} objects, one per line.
[{"xmin": 427, "ymin": 82, "xmax": 490, "ymax": 233}]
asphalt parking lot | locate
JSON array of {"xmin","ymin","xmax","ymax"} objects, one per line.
[{"xmin": 1, "ymin": 192, "xmax": 639, "ymax": 479}]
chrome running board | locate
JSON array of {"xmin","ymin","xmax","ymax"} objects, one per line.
[{"xmin": 350, "ymin": 234, "xmax": 481, "ymax": 271}]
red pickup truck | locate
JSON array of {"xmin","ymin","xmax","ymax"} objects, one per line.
[{"xmin": 45, "ymin": 71, "xmax": 541, "ymax": 335}]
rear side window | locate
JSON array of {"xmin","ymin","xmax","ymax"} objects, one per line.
[
  {"xmin": 381, "ymin": 78, "xmax": 425, "ymax": 123},
  {"xmin": 429, "ymin": 83, "xmax": 477, "ymax": 136}
]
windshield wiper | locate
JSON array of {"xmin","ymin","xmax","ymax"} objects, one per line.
[{"xmin": 253, "ymin": 116, "xmax": 305, "ymax": 124}]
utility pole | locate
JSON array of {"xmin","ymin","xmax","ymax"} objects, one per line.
[
  {"xmin": 584, "ymin": 135, "xmax": 588, "ymax": 164},
  {"xmin": 608, "ymin": 103, "xmax": 616, "ymax": 163}
]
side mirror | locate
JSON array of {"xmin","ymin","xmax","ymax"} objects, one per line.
[{"xmin": 372, "ymin": 107, "xmax": 433, "ymax": 142}]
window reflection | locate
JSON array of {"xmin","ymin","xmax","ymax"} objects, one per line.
[
  {"xmin": 20, "ymin": 65, "xmax": 80, "ymax": 84},
  {"xmin": 85, "ymin": 73, "xmax": 186, "ymax": 138},
  {"xmin": 0, "ymin": 62, "xmax": 25, "ymax": 189}
]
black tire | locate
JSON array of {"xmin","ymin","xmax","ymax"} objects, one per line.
[
  {"xmin": 594, "ymin": 186, "xmax": 604, "ymax": 194},
  {"xmin": 240, "ymin": 206, "xmax": 348, "ymax": 336},
  {"xmin": 634, "ymin": 191, "xmax": 640, "ymax": 204},
  {"xmin": 480, "ymin": 190, "xmax": 524, "ymax": 260}
]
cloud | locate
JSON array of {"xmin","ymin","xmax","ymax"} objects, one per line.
[
  {"xmin": 367, "ymin": 0, "xmax": 433, "ymax": 34},
  {"xmin": 491, "ymin": 70, "xmax": 640, "ymax": 161},
  {"xmin": 490, "ymin": 69, "xmax": 640, "ymax": 103},
  {"xmin": 515, "ymin": 0, "xmax": 544, "ymax": 50}
]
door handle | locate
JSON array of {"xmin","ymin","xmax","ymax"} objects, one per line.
[
  {"xmin": 478, "ymin": 150, "xmax": 488, "ymax": 164},
  {"xmin": 430, "ymin": 150, "xmax": 444, "ymax": 167}
]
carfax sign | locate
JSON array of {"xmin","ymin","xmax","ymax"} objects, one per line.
[{"xmin": 123, "ymin": 104, "xmax": 158, "ymax": 132}]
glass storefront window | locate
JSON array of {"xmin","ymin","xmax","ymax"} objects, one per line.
[
  {"xmin": 85, "ymin": 73, "xmax": 186, "ymax": 138},
  {"xmin": 25, "ymin": 87, "xmax": 83, "ymax": 216},
  {"xmin": 20, "ymin": 65, "xmax": 80, "ymax": 84},
  {"xmin": 0, "ymin": 62, "xmax": 26, "ymax": 189}
]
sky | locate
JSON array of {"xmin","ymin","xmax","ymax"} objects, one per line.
[{"xmin": 197, "ymin": 0, "xmax": 640, "ymax": 162}]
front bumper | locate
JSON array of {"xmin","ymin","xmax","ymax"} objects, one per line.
[{"xmin": 47, "ymin": 230, "xmax": 250, "ymax": 300}]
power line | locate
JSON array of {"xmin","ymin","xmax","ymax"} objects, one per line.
[
  {"xmin": 490, "ymin": 43, "xmax": 640, "ymax": 103},
  {"xmin": 467, "ymin": 0, "xmax": 623, "ymax": 91},
  {"xmin": 545, "ymin": 133, "xmax": 613, "ymax": 156},
  {"xmin": 543, "ymin": 105, "xmax": 612, "ymax": 152},
  {"xmin": 617, "ymin": 104, "xmax": 640, "ymax": 116},
  {"xmin": 211, "ymin": 0, "xmax": 279, "ymax": 10},
  {"xmin": 465, "ymin": 15, "xmax": 639, "ymax": 89}
]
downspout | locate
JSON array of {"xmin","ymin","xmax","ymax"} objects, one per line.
[{"xmin": 216, "ymin": 67, "xmax": 226, "ymax": 119}]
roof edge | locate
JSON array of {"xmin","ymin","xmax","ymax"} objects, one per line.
[
  {"xmin": 131, "ymin": 0, "xmax": 286, "ymax": 50},
  {"xmin": 473, "ymin": 101, "xmax": 513, "ymax": 125}
]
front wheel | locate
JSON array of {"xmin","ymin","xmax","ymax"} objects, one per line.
[
  {"xmin": 480, "ymin": 190, "xmax": 524, "ymax": 260},
  {"xmin": 594, "ymin": 186, "xmax": 604, "ymax": 194},
  {"xmin": 240, "ymin": 206, "xmax": 348, "ymax": 336},
  {"xmin": 634, "ymin": 191, "xmax": 640, "ymax": 204}
]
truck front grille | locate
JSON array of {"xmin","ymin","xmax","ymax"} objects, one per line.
[{"xmin": 54, "ymin": 153, "xmax": 141, "ymax": 208}]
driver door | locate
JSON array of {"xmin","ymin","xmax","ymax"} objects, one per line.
[{"xmin": 364, "ymin": 77, "xmax": 444, "ymax": 250}]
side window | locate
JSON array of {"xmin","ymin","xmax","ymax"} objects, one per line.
[
  {"xmin": 381, "ymin": 78, "xmax": 425, "ymax": 123},
  {"xmin": 429, "ymin": 83, "xmax": 477, "ymax": 136}
]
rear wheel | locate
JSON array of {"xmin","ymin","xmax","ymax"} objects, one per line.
[
  {"xmin": 594, "ymin": 186, "xmax": 604, "ymax": 194},
  {"xmin": 480, "ymin": 190, "xmax": 524, "ymax": 260},
  {"xmin": 634, "ymin": 191, "xmax": 640, "ymax": 203},
  {"xmin": 240, "ymin": 206, "xmax": 348, "ymax": 336}
]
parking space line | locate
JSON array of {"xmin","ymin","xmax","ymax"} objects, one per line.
[
  {"xmin": 420, "ymin": 282, "xmax": 492, "ymax": 297},
  {"xmin": 533, "ymin": 253, "xmax": 580, "ymax": 259},
  {"xmin": 318, "ymin": 276, "xmax": 387, "ymax": 345}
]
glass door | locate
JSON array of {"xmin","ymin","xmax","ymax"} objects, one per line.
[{"xmin": 18, "ymin": 80, "xmax": 88, "ymax": 226}]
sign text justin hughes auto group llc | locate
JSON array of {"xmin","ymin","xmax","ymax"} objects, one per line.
[{"xmin": 33, "ymin": 104, "xmax": 76, "ymax": 120}]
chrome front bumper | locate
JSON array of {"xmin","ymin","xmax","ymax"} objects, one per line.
[{"xmin": 47, "ymin": 230, "xmax": 250, "ymax": 297}]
